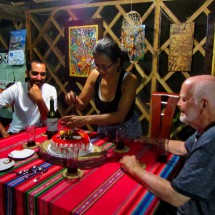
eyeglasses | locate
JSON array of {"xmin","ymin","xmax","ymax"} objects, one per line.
[
  {"xmin": 95, "ymin": 62, "xmax": 114, "ymax": 72},
  {"xmin": 31, "ymin": 71, "xmax": 47, "ymax": 77}
]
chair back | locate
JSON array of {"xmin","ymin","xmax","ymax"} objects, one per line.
[{"xmin": 150, "ymin": 92, "xmax": 179, "ymax": 139}]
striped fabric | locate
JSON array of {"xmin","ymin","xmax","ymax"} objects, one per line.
[{"xmin": 0, "ymin": 127, "xmax": 180, "ymax": 215}]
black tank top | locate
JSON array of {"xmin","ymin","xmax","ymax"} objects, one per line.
[{"xmin": 94, "ymin": 70, "xmax": 135, "ymax": 122}]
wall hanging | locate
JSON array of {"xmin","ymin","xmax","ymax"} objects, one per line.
[
  {"xmin": 65, "ymin": 19, "xmax": 103, "ymax": 79},
  {"xmin": 8, "ymin": 29, "xmax": 26, "ymax": 65},
  {"xmin": 121, "ymin": 11, "xmax": 145, "ymax": 61},
  {"xmin": 168, "ymin": 22, "xmax": 195, "ymax": 72}
]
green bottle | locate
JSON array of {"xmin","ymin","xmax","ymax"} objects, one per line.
[{"xmin": 46, "ymin": 96, "xmax": 58, "ymax": 139}]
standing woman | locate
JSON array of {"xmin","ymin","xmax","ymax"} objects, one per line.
[{"xmin": 62, "ymin": 37, "xmax": 142, "ymax": 139}]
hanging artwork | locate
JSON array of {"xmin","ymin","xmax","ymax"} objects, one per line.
[
  {"xmin": 8, "ymin": 29, "xmax": 26, "ymax": 65},
  {"xmin": 168, "ymin": 22, "xmax": 195, "ymax": 72},
  {"xmin": 121, "ymin": 11, "xmax": 145, "ymax": 61},
  {"xmin": 65, "ymin": 19, "xmax": 103, "ymax": 78}
]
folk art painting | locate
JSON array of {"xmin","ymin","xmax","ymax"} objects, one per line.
[
  {"xmin": 168, "ymin": 22, "xmax": 195, "ymax": 72},
  {"xmin": 65, "ymin": 19, "xmax": 103, "ymax": 78}
]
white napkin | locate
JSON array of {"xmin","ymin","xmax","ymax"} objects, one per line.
[{"xmin": 9, "ymin": 149, "xmax": 34, "ymax": 159}]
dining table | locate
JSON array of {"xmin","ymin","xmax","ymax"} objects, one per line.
[{"xmin": 0, "ymin": 126, "xmax": 181, "ymax": 215}]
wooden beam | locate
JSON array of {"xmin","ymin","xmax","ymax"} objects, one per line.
[
  {"xmin": 0, "ymin": 3, "xmax": 25, "ymax": 22},
  {"xmin": 29, "ymin": 0, "xmax": 172, "ymax": 13},
  {"xmin": 151, "ymin": 0, "xmax": 161, "ymax": 93}
]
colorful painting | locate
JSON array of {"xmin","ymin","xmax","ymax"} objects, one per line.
[
  {"xmin": 66, "ymin": 19, "xmax": 103, "ymax": 78},
  {"xmin": 168, "ymin": 22, "xmax": 195, "ymax": 72}
]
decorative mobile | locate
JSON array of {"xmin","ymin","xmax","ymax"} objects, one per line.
[{"xmin": 121, "ymin": 11, "xmax": 145, "ymax": 61}]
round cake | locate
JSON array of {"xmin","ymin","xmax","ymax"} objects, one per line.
[{"xmin": 47, "ymin": 128, "xmax": 93, "ymax": 157}]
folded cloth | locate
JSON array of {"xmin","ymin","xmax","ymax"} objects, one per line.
[{"xmin": 9, "ymin": 149, "xmax": 34, "ymax": 159}]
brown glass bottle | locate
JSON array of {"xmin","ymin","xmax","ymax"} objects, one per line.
[{"xmin": 46, "ymin": 96, "xmax": 58, "ymax": 139}]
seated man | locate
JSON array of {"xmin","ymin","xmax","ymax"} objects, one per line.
[
  {"xmin": 0, "ymin": 59, "xmax": 57, "ymax": 136},
  {"xmin": 120, "ymin": 75, "xmax": 215, "ymax": 215}
]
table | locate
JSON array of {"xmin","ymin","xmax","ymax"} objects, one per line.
[{"xmin": 0, "ymin": 127, "xmax": 181, "ymax": 215}]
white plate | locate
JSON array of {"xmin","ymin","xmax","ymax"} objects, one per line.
[
  {"xmin": 0, "ymin": 158, "xmax": 15, "ymax": 171},
  {"xmin": 47, "ymin": 142, "xmax": 94, "ymax": 158},
  {"xmin": 8, "ymin": 149, "xmax": 35, "ymax": 159}
]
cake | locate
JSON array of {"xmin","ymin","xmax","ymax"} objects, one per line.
[{"xmin": 48, "ymin": 128, "xmax": 93, "ymax": 157}]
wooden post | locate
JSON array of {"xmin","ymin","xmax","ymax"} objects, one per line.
[
  {"xmin": 151, "ymin": 0, "xmax": 161, "ymax": 92},
  {"xmin": 150, "ymin": 0, "xmax": 162, "ymax": 135},
  {"xmin": 212, "ymin": 30, "xmax": 215, "ymax": 76},
  {"xmin": 25, "ymin": 10, "xmax": 32, "ymax": 61}
]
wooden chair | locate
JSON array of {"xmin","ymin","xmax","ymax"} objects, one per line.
[{"xmin": 150, "ymin": 92, "xmax": 179, "ymax": 139}]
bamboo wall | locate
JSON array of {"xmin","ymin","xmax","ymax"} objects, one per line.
[{"xmin": 0, "ymin": 0, "xmax": 214, "ymax": 139}]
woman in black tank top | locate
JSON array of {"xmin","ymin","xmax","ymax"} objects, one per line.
[{"xmin": 62, "ymin": 37, "xmax": 142, "ymax": 139}]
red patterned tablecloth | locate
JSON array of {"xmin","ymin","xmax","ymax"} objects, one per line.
[{"xmin": 0, "ymin": 127, "xmax": 180, "ymax": 215}]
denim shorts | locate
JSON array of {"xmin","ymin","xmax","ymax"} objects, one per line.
[{"xmin": 98, "ymin": 112, "xmax": 142, "ymax": 139}]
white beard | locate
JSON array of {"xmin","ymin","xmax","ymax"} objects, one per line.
[
  {"xmin": 179, "ymin": 114, "xmax": 188, "ymax": 123},
  {"xmin": 179, "ymin": 111, "xmax": 199, "ymax": 125}
]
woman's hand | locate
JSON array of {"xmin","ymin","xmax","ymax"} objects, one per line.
[
  {"xmin": 65, "ymin": 91, "xmax": 76, "ymax": 107},
  {"xmin": 65, "ymin": 91, "xmax": 84, "ymax": 110},
  {"xmin": 60, "ymin": 115, "xmax": 88, "ymax": 128}
]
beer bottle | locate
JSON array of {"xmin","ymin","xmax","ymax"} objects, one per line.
[{"xmin": 46, "ymin": 96, "xmax": 58, "ymax": 139}]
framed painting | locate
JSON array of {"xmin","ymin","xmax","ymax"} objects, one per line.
[{"xmin": 65, "ymin": 19, "xmax": 103, "ymax": 80}]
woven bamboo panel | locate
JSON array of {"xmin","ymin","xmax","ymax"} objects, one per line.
[{"xmin": 1, "ymin": 0, "xmax": 214, "ymax": 140}]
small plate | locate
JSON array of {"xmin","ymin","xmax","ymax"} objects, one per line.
[
  {"xmin": 0, "ymin": 158, "xmax": 15, "ymax": 171},
  {"xmin": 8, "ymin": 149, "xmax": 35, "ymax": 159}
]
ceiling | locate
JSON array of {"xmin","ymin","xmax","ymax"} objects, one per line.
[{"xmin": 0, "ymin": 0, "xmax": 114, "ymax": 22}]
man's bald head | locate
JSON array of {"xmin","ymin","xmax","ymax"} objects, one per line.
[
  {"xmin": 178, "ymin": 75, "xmax": 215, "ymax": 130},
  {"xmin": 182, "ymin": 75, "xmax": 215, "ymax": 107}
]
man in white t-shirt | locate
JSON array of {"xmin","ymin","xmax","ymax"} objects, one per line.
[{"xmin": 0, "ymin": 59, "xmax": 57, "ymax": 135}]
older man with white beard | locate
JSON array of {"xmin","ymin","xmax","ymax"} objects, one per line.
[{"xmin": 120, "ymin": 75, "xmax": 215, "ymax": 215}]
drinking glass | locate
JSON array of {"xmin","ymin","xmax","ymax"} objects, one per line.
[
  {"xmin": 156, "ymin": 138, "xmax": 169, "ymax": 163},
  {"xmin": 115, "ymin": 127, "xmax": 126, "ymax": 150},
  {"xmin": 25, "ymin": 125, "xmax": 36, "ymax": 147},
  {"xmin": 66, "ymin": 144, "xmax": 79, "ymax": 175}
]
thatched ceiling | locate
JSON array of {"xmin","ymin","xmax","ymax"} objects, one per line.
[
  {"xmin": 0, "ymin": 0, "xmax": 119, "ymax": 22},
  {"xmin": 0, "ymin": 0, "xmax": 157, "ymax": 23}
]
